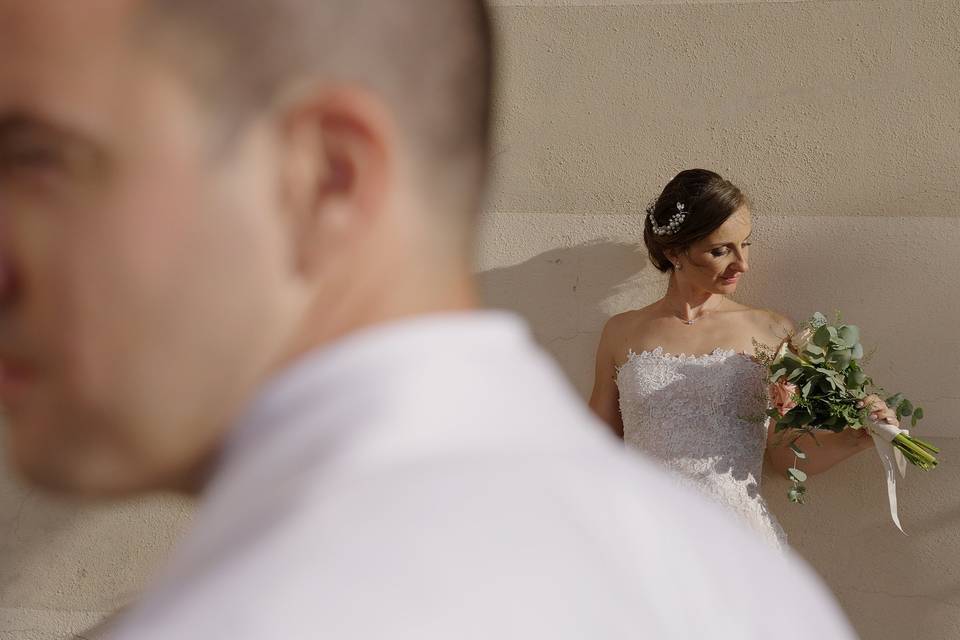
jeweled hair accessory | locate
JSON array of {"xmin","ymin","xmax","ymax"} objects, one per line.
[{"xmin": 648, "ymin": 201, "xmax": 688, "ymax": 236}]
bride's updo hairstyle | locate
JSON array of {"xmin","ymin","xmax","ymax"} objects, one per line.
[{"xmin": 643, "ymin": 169, "xmax": 749, "ymax": 273}]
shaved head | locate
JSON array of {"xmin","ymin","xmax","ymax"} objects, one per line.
[
  {"xmin": 141, "ymin": 0, "xmax": 494, "ymax": 209},
  {"xmin": 0, "ymin": 0, "xmax": 491, "ymax": 494}
]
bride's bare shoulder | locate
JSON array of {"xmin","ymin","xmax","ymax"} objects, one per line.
[
  {"xmin": 605, "ymin": 304, "xmax": 660, "ymax": 331},
  {"xmin": 601, "ymin": 305, "xmax": 662, "ymax": 347},
  {"xmin": 731, "ymin": 304, "xmax": 796, "ymax": 335}
]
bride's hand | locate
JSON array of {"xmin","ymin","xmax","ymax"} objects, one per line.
[
  {"xmin": 843, "ymin": 395, "xmax": 898, "ymax": 450},
  {"xmin": 846, "ymin": 426, "xmax": 875, "ymax": 450},
  {"xmin": 858, "ymin": 394, "xmax": 899, "ymax": 426}
]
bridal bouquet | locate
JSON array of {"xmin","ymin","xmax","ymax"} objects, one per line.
[{"xmin": 755, "ymin": 312, "xmax": 938, "ymax": 530}]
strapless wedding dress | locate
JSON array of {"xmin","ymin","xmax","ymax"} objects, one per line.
[{"xmin": 617, "ymin": 347, "xmax": 788, "ymax": 551}]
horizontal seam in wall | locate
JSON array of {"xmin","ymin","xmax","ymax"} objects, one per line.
[
  {"xmin": 490, "ymin": 1, "xmax": 863, "ymax": 8},
  {"xmin": 481, "ymin": 210, "xmax": 956, "ymax": 220},
  {"xmin": 0, "ymin": 607, "xmax": 114, "ymax": 615}
]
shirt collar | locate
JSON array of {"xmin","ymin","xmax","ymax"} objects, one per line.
[{"xmin": 223, "ymin": 310, "xmax": 530, "ymax": 460}]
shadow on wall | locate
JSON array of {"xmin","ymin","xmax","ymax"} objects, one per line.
[
  {"xmin": 477, "ymin": 241, "xmax": 658, "ymax": 397},
  {"xmin": 474, "ymin": 211, "xmax": 960, "ymax": 407}
]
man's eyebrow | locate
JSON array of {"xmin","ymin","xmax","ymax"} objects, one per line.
[
  {"xmin": 0, "ymin": 109, "xmax": 108, "ymax": 169},
  {"xmin": 0, "ymin": 110, "xmax": 101, "ymax": 151},
  {"xmin": 0, "ymin": 111, "xmax": 56, "ymax": 139}
]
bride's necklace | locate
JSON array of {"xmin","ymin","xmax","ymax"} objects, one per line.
[{"xmin": 672, "ymin": 298, "xmax": 724, "ymax": 326}]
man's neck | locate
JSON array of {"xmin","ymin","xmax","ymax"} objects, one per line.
[
  {"xmin": 177, "ymin": 267, "xmax": 479, "ymax": 497},
  {"xmin": 282, "ymin": 262, "xmax": 480, "ymax": 373}
]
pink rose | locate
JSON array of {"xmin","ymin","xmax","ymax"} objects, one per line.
[{"xmin": 770, "ymin": 379, "xmax": 799, "ymax": 417}]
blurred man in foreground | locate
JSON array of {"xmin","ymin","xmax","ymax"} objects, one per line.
[{"xmin": 0, "ymin": 2, "xmax": 854, "ymax": 638}]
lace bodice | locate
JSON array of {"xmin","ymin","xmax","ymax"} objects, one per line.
[{"xmin": 617, "ymin": 347, "xmax": 787, "ymax": 550}]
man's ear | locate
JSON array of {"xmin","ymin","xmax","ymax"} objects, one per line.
[{"xmin": 275, "ymin": 88, "xmax": 393, "ymax": 278}]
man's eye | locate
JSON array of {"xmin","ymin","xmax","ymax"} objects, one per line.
[
  {"xmin": 743, "ymin": 242, "xmax": 753, "ymax": 248},
  {"xmin": 0, "ymin": 144, "xmax": 70, "ymax": 173},
  {"xmin": 0, "ymin": 147, "xmax": 64, "ymax": 171},
  {"xmin": 711, "ymin": 248, "xmax": 728, "ymax": 257}
]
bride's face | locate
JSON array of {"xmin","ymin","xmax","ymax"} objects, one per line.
[{"xmin": 675, "ymin": 206, "xmax": 752, "ymax": 294}]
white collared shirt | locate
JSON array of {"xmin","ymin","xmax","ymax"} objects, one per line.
[{"xmin": 110, "ymin": 312, "xmax": 854, "ymax": 639}]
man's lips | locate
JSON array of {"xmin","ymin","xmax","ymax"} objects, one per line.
[{"xmin": 720, "ymin": 274, "xmax": 740, "ymax": 284}]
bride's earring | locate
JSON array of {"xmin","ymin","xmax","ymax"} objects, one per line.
[{"xmin": 675, "ymin": 262, "xmax": 683, "ymax": 271}]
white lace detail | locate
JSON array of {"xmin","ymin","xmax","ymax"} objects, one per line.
[{"xmin": 617, "ymin": 347, "xmax": 788, "ymax": 551}]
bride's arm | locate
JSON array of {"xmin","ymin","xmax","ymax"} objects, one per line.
[
  {"xmin": 766, "ymin": 426, "xmax": 872, "ymax": 476},
  {"xmin": 589, "ymin": 320, "xmax": 624, "ymax": 439},
  {"xmin": 765, "ymin": 395, "xmax": 897, "ymax": 476}
]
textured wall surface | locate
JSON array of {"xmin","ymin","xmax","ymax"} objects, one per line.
[
  {"xmin": 2, "ymin": 1, "xmax": 958, "ymax": 639},
  {"xmin": 0, "ymin": 458, "xmax": 191, "ymax": 639},
  {"xmin": 476, "ymin": 1, "xmax": 960, "ymax": 638}
]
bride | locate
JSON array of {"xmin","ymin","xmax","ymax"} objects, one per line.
[{"xmin": 589, "ymin": 168, "xmax": 896, "ymax": 550}]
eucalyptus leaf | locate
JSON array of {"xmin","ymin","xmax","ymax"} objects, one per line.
[
  {"xmin": 788, "ymin": 468, "xmax": 808, "ymax": 483},
  {"xmin": 788, "ymin": 486, "xmax": 807, "ymax": 504},
  {"xmin": 813, "ymin": 326, "xmax": 832, "ymax": 348},
  {"xmin": 838, "ymin": 325, "xmax": 860, "ymax": 347},
  {"xmin": 789, "ymin": 443, "xmax": 807, "ymax": 459},
  {"xmin": 847, "ymin": 371, "xmax": 867, "ymax": 387},
  {"xmin": 851, "ymin": 343, "xmax": 864, "ymax": 360},
  {"xmin": 782, "ymin": 411, "xmax": 802, "ymax": 428},
  {"xmin": 805, "ymin": 344, "xmax": 825, "ymax": 356},
  {"xmin": 829, "ymin": 349, "xmax": 853, "ymax": 371},
  {"xmin": 900, "ymin": 399, "xmax": 914, "ymax": 417}
]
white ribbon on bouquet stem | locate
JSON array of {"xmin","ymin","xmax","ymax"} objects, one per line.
[{"xmin": 867, "ymin": 418, "xmax": 909, "ymax": 534}]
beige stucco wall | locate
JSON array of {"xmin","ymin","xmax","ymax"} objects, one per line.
[
  {"xmin": 2, "ymin": 1, "xmax": 958, "ymax": 638},
  {"xmin": 479, "ymin": 2, "xmax": 960, "ymax": 638}
]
